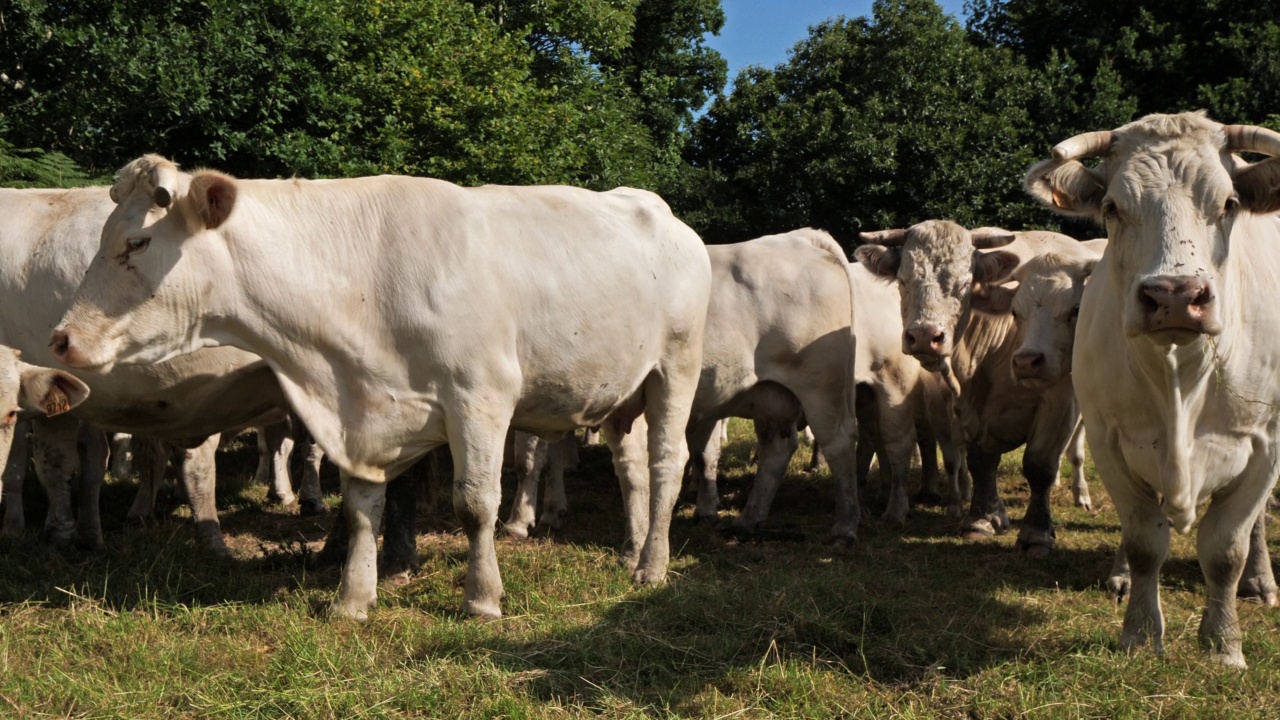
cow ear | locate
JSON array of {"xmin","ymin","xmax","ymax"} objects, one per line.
[
  {"xmin": 18, "ymin": 365, "xmax": 90, "ymax": 416},
  {"xmin": 854, "ymin": 245, "xmax": 901, "ymax": 279},
  {"xmin": 1234, "ymin": 156, "xmax": 1280, "ymax": 215},
  {"xmin": 971, "ymin": 284, "xmax": 1016, "ymax": 315},
  {"xmin": 188, "ymin": 171, "xmax": 239, "ymax": 229},
  {"xmin": 1025, "ymin": 158, "xmax": 1106, "ymax": 218},
  {"xmin": 974, "ymin": 250, "xmax": 1020, "ymax": 284}
]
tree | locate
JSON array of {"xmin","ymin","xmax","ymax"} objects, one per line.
[
  {"xmin": 0, "ymin": 0, "xmax": 681, "ymax": 189},
  {"xmin": 967, "ymin": 0, "xmax": 1280, "ymax": 125},
  {"xmin": 0, "ymin": 139, "xmax": 99, "ymax": 187},
  {"xmin": 684, "ymin": 0, "xmax": 1052, "ymax": 244}
]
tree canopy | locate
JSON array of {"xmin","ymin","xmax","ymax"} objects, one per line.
[{"xmin": 0, "ymin": 0, "xmax": 722, "ymax": 190}]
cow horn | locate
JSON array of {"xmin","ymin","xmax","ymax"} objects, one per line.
[
  {"xmin": 1051, "ymin": 131, "xmax": 1114, "ymax": 162},
  {"xmin": 859, "ymin": 229, "xmax": 908, "ymax": 246},
  {"xmin": 149, "ymin": 162, "xmax": 179, "ymax": 208},
  {"xmin": 1224, "ymin": 125, "xmax": 1280, "ymax": 158},
  {"xmin": 971, "ymin": 228, "xmax": 1017, "ymax": 249}
]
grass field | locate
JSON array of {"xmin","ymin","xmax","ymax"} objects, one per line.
[{"xmin": 0, "ymin": 420, "xmax": 1277, "ymax": 719}]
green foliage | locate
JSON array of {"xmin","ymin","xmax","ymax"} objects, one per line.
[
  {"xmin": 0, "ymin": 0, "xmax": 719, "ymax": 189},
  {"xmin": 684, "ymin": 0, "xmax": 1050, "ymax": 243},
  {"xmin": 0, "ymin": 138, "xmax": 100, "ymax": 188},
  {"xmin": 967, "ymin": 0, "xmax": 1280, "ymax": 124}
]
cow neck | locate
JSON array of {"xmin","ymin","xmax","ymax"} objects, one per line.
[
  {"xmin": 1109, "ymin": 215, "xmax": 1280, "ymax": 532},
  {"xmin": 949, "ymin": 307, "xmax": 1016, "ymax": 393},
  {"xmin": 210, "ymin": 185, "xmax": 423, "ymax": 482}
]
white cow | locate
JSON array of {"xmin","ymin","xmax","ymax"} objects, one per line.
[
  {"xmin": 856, "ymin": 223, "xmax": 1086, "ymax": 556},
  {"xmin": 968, "ymin": 238, "xmax": 1108, "ymax": 511},
  {"xmin": 0, "ymin": 347, "xmax": 90, "ymax": 486},
  {"xmin": 1025, "ymin": 111, "xmax": 1280, "ymax": 666},
  {"xmin": 517, "ymin": 232, "xmax": 861, "ymax": 541},
  {"xmin": 0, "ymin": 187, "xmax": 319, "ymax": 551},
  {"xmin": 53, "ymin": 155, "xmax": 711, "ymax": 620}
]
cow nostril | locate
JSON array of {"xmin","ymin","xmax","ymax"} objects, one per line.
[
  {"xmin": 1190, "ymin": 285, "xmax": 1213, "ymax": 307},
  {"xmin": 931, "ymin": 331, "xmax": 946, "ymax": 345},
  {"xmin": 50, "ymin": 330, "xmax": 69, "ymax": 357}
]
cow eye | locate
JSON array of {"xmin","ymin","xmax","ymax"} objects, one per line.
[
  {"xmin": 3, "ymin": 408, "xmax": 17, "ymax": 425},
  {"xmin": 1222, "ymin": 196, "xmax": 1240, "ymax": 219},
  {"xmin": 1100, "ymin": 198, "xmax": 1119, "ymax": 218},
  {"xmin": 126, "ymin": 236, "xmax": 151, "ymax": 253}
]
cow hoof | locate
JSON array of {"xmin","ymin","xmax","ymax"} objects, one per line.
[
  {"xmin": 960, "ymin": 518, "xmax": 997, "ymax": 541},
  {"xmin": 299, "ymin": 498, "xmax": 328, "ymax": 517},
  {"xmin": 75, "ymin": 532, "xmax": 105, "ymax": 552},
  {"xmin": 327, "ymin": 601, "xmax": 371, "ymax": 622},
  {"xmin": 915, "ymin": 491, "xmax": 944, "ymax": 507},
  {"xmin": 503, "ymin": 523, "xmax": 531, "ymax": 541},
  {"xmin": 538, "ymin": 511, "xmax": 565, "ymax": 531},
  {"xmin": 618, "ymin": 550, "xmax": 641, "ymax": 573},
  {"xmin": 1016, "ymin": 540, "xmax": 1052, "ymax": 559},
  {"xmin": 1075, "ymin": 498, "xmax": 1093, "ymax": 512},
  {"xmin": 631, "ymin": 566, "xmax": 668, "ymax": 585},
  {"xmin": 1237, "ymin": 577, "xmax": 1279, "ymax": 606},
  {"xmin": 462, "ymin": 599, "xmax": 502, "ymax": 620},
  {"xmin": 380, "ymin": 569, "xmax": 413, "ymax": 588},
  {"xmin": 1107, "ymin": 574, "xmax": 1131, "ymax": 602},
  {"xmin": 829, "ymin": 534, "xmax": 858, "ymax": 551}
]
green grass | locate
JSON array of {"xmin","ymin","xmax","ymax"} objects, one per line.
[{"xmin": 0, "ymin": 421, "xmax": 1277, "ymax": 718}]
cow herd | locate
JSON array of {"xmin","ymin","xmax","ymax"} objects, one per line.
[{"xmin": 0, "ymin": 111, "xmax": 1277, "ymax": 668}]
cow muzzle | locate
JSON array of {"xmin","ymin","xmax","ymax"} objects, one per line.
[
  {"xmin": 49, "ymin": 327, "xmax": 113, "ymax": 372},
  {"xmin": 1135, "ymin": 275, "xmax": 1218, "ymax": 337},
  {"xmin": 1011, "ymin": 350, "xmax": 1046, "ymax": 380},
  {"xmin": 902, "ymin": 323, "xmax": 950, "ymax": 369}
]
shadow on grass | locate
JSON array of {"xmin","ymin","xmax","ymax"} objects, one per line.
[{"xmin": 0, "ymin": 426, "xmax": 1218, "ymax": 709}]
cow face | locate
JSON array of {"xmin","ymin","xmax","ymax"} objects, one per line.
[
  {"xmin": 51, "ymin": 156, "xmax": 236, "ymax": 372},
  {"xmin": 1026, "ymin": 112, "xmax": 1280, "ymax": 343},
  {"xmin": 855, "ymin": 220, "xmax": 1020, "ymax": 371},
  {"xmin": 0, "ymin": 346, "xmax": 90, "ymax": 476},
  {"xmin": 974, "ymin": 252, "xmax": 1099, "ymax": 389}
]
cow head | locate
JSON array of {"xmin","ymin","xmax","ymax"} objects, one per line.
[
  {"xmin": 1025, "ymin": 112, "xmax": 1280, "ymax": 342},
  {"xmin": 0, "ymin": 346, "xmax": 90, "ymax": 478},
  {"xmin": 51, "ymin": 155, "xmax": 238, "ymax": 372},
  {"xmin": 854, "ymin": 220, "xmax": 1021, "ymax": 371},
  {"xmin": 974, "ymin": 249, "xmax": 1101, "ymax": 388}
]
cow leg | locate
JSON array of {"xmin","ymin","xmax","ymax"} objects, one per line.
[
  {"xmin": 804, "ymin": 407, "xmax": 859, "ymax": 547},
  {"xmin": 180, "ymin": 435, "xmax": 229, "ymax": 555},
  {"xmin": 330, "ymin": 472, "xmax": 387, "ymax": 621},
  {"xmin": 2, "ymin": 420, "xmax": 31, "ymax": 538},
  {"xmin": 631, "ymin": 367, "xmax": 697, "ymax": 586},
  {"xmin": 108, "ymin": 433, "xmax": 133, "ymax": 479},
  {"xmin": 734, "ymin": 418, "xmax": 799, "ymax": 535},
  {"xmin": 504, "ymin": 431, "xmax": 545, "ymax": 540},
  {"xmin": 684, "ymin": 419, "xmax": 722, "ymax": 521},
  {"xmin": 1237, "ymin": 508, "xmax": 1277, "ymax": 605},
  {"xmin": 31, "ymin": 415, "xmax": 78, "ymax": 545},
  {"xmin": 448, "ymin": 414, "xmax": 509, "ymax": 619},
  {"xmin": 259, "ymin": 422, "xmax": 297, "ymax": 509},
  {"xmin": 295, "ymin": 423, "xmax": 326, "ymax": 516},
  {"xmin": 876, "ymin": 392, "xmax": 916, "ymax": 526},
  {"xmin": 1196, "ymin": 468, "xmax": 1276, "ymax": 668},
  {"xmin": 960, "ymin": 445, "xmax": 1009, "ymax": 538},
  {"xmin": 538, "ymin": 437, "xmax": 569, "ymax": 530},
  {"xmin": 1065, "ymin": 420, "xmax": 1091, "ymax": 511},
  {"xmin": 380, "ymin": 471, "xmax": 419, "ymax": 584},
  {"xmin": 603, "ymin": 416, "xmax": 650, "ymax": 571},
  {"xmin": 252, "ymin": 428, "xmax": 271, "ymax": 487},
  {"xmin": 1107, "ymin": 545, "xmax": 1132, "ymax": 600},
  {"xmin": 937, "ymin": 426, "xmax": 965, "ymax": 518},
  {"xmin": 75, "ymin": 425, "xmax": 109, "ymax": 549},
  {"xmin": 564, "ymin": 433, "xmax": 580, "ymax": 473},
  {"xmin": 1016, "ymin": 390, "xmax": 1078, "ymax": 556},
  {"xmin": 1117, "ymin": 496, "xmax": 1170, "ymax": 655},
  {"xmin": 125, "ymin": 438, "xmax": 169, "ymax": 522},
  {"xmin": 915, "ymin": 422, "xmax": 943, "ymax": 506}
]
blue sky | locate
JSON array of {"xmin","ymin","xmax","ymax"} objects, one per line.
[{"xmin": 706, "ymin": 0, "xmax": 970, "ymax": 79}]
